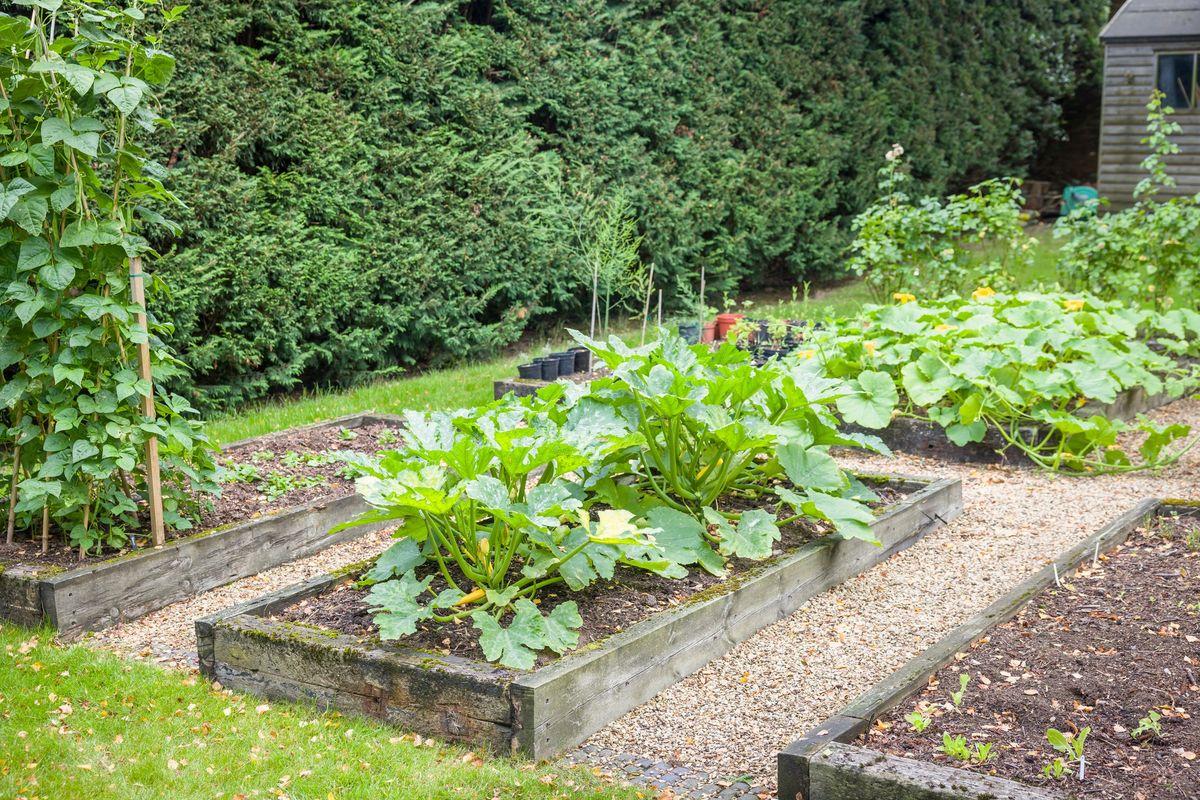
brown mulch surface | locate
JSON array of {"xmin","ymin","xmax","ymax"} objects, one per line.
[
  {"xmin": 276, "ymin": 484, "xmax": 906, "ymax": 666},
  {"xmin": 865, "ymin": 514, "xmax": 1200, "ymax": 800},
  {"xmin": 0, "ymin": 421, "xmax": 401, "ymax": 570}
]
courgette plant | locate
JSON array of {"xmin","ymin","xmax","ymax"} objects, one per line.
[
  {"xmin": 338, "ymin": 403, "xmax": 686, "ymax": 669},
  {"xmin": 566, "ymin": 330, "xmax": 891, "ymax": 574},
  {"xmin": 0, "ymin": 1, "xmax": 216, "ymax": 555},
  {"xmin": 814, "ymin": 292, "xmax": 1198, "ymax": 473}
]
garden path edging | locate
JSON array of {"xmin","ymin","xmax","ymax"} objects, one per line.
[{"xmin": 195, "ymin": 475, "xmax": 962, "ymax": 759}]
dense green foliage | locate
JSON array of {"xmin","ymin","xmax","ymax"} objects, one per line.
[
  {"xmin": 149, "ymin": 0, "xmax": 1108, "ymax": 411},
  {"xmin": 1057, "ymin": 93, "xmax": 1200, "ymax": 308},
  {"xmin": 848, "ymin": 144, "xmax": 1035, "ymax": 302},
  {"xmin": 345, "ymin": 331, "xmax": 887, "ymax": 667},
  {"xmin": 0, "ymin": 1, "xmax": 215, "ymax": 554},
  {"xmin": 808, "ymin": 292, "xmax": 1199, "ymax": 472}
]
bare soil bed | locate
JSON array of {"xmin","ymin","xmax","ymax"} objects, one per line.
[
  {"xmin": 865, "ymin": 513, "xmax": 1200, "ymax": 800},
  {"xmin": 0, "ymin": 421, "xmax": 401, "ymax": 570},
  {"xmin": 277, "ymin": 482, "xmax": 907, "ymax": 666}
]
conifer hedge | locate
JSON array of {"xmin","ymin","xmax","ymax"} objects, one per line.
[{"xmin": 149, "ymin": 0, "xmax": 1108, "ymax": 410}]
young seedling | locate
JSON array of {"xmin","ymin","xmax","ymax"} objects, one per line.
[
  {"xmin": 905, "ymin": 709, "xmax": 932, "ymax": 733},
  {"xmin": 1046, "ymin": 726, "xmax": 1090, "ymax": 780},
  {"xmin": 377, "ymin": 429, "xmax": 399, "ymax": 447},
  {"xmin": 1042, "ymin": 757, "xmax": 1067, "ymax": 780},
  {"xmin": 950, "ymin": 672, "xmax": 970, "ymax": 708},
  {"xmin": 936, "ymin": 733, "xmax": 972, "ymax": 762},
  {"xmin": 1130, "ymin": 710, "xmax": 1163, "ymax": 741},
  {"xmin": 251, "ymin": 450, "xmax": 275, "ymax": 462},
  {"xmin": 338, "ymin": 427, "xmax": 358, "ymax": 441},
  {"xmin": 972, "ymin": 742, "xmax": 995, "ymax": 764}
]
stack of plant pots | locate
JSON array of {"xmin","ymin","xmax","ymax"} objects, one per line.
[{"xmin": 515, "ymin": 346, "xmax": 592, "ymax": 382}]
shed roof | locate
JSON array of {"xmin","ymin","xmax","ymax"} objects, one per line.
[{"xmin": 1101, "ymin": 0, "xmax": 1200, "ymax": 42}]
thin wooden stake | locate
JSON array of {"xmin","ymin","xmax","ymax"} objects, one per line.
[
  {"xmin": 640, "ymin": 264, "xmax": 655, "ymax": 345},
  {"xmin": 6, "ymin": 444, "xmax": 20, "ymax": 545},
  {"xmin": 589, "ymin": 268, "xmax": 599, "ymax": 339},
  {"xmin": 698, "ymin": 264, "xmax": 706, "ymax": 330},
  {"xmin": 40, "ymin": 504, "xmax": 48, "ymax": 555},
  {"xmin": 656, "ymin": 289, "xmax": 663, "ymax": 328},
  {"xmin": 130, "ymin": 256, "xmax": 165, "ymax": 546}
]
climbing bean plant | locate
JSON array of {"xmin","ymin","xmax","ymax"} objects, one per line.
[{"xmin": 0, "ymin": 1, "xmax": 215, "ymax": 555}]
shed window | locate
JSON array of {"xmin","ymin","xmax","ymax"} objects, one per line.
[{"xmin": 1157, "ymin": 53, "xmax": 1198, "ymax": 109}]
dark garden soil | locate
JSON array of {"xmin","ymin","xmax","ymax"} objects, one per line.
[
  {"xmin": 277, "ymin": 482, "xmax": 907, "ymax": 667},
  {"xmin": 0, "ymin": 421, "xmax": 402, "ymax": 570},
  {"xmin": 865, "ymin": 514, "xmax": 1200, "ymax": 800}
]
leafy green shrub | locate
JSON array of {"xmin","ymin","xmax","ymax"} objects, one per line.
[
  {"xmin": 0, "ymin": 2, "xmax": 216, "ymax": 555},
  {"xmin": 145, "ymin": 0, "xmax": 1107, "ymax": 411},
  {"xmin": 847, "ymin": 145, "xmax": 1035, "ymax": 302},
  {"xmin": 811, "ymin": 292, "xmax": 1199, "ymax": 473},
  {"xmin": 1057, "ymin": 92, "xmax": 1200, "ymax": 308}
]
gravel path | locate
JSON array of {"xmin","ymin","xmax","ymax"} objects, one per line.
[
  {"xmin": 85, "ymin": 397, "xmax": 1200, "ymax": 797},
  {"xmin": 580, "ymin": 396, "xmax": 1200, "ymax": 793},
  {"xmin": 88, "ymin": 527, "xmax": 396, "ymax": 667}
]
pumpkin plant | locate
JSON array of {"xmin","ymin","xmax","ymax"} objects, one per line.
[
  {"xmin": 338, "ymin": 403, "xmax": 686, "ymax": 669},
  {"xmin": 0, "ymin": 1, "xmax": 216, "ymax": 555},
  {"xmin": 811, "ymin": 291, "xmax": 1198, "ymax": 473}
]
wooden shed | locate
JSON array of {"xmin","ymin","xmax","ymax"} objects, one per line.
[{"xmin": 1099, "ymin": 0, "xmax": 1200, "ymax": 207}]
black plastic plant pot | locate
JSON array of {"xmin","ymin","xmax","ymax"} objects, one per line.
[
  {"xmin": 534, "ymin": 357, "xmax": 559, "ymax": 380},
  {"xmin": 517, "ymin": 363, "xmax": 541, "ymax": 380},
  {"xmin": 569, "ymin": 347, "xmax": 591, "ymax": 373},
  {"xmin": 552, "ymin": 351, "xmax": 576, "ymax": 376},
  {"xmin": 677, "ymin": 322, "xmax": 700, "ymax": 344}
]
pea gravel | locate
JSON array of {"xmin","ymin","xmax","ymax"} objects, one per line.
[{"xmin": 84, "ymin": 397, "xmax": 1200, "ymax": 798}]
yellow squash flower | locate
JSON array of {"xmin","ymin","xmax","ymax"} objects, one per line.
[
  {"xmin": 865, "ymin": 341, "xmax": 877, "ymax": 356},
  {"xmin": 1063, "ymin": 298, "xmax": 1085, "ymax": 312},
  {"xmin": 893, "ymin": 292, "xmax": 916, "ymax": 304},
  {"xmin": 971, "ymin": 286, "xmax": 995, "ymax": 300},
  {"xmin": 933, "ymin": 324, "xmax": 956, "ymax": 333},
  {"xmin": 797, "ymin": 349, "xmax": 816, "ymax": 359}
]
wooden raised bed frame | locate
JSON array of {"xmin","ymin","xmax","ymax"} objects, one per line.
[
  {"xmin": 196, "ymin": 474, "xmax": 963, "ymax": 759},
  {"xmin": 776, "ymin": 498, "xmax": 1197, "ymax": 800},
  {"xmin": 0, "ymin": 413, "xmax": 400, "ymax": 638}
]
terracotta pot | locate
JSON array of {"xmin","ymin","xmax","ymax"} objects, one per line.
[
  {"xmin": 701, "ymin": 321, "xmax": 717, "ymax": 343},
  {"xmin": 715, "ymin": 312, "xmax": 744, "ymax": 339}
]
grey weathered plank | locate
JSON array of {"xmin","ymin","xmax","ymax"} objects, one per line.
[
  {"xmin": 806, "ymin": 743, "xmax": 1059, "ymax": 800},
  {"xmin": 214, "ymin": 615, "xmax": 516, "ymax": 752}
]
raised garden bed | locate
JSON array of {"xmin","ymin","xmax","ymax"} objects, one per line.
[
  {"xmin": 196, "ymin": 474, "xmax": 962, "ymax": 759},
  {"xmin": 777, "ymin": 498, "xmax": 1199, "ymax": 800},
  {"xmin": 0, "ymin": 413, "xmax": 402, "ymax": 638}
]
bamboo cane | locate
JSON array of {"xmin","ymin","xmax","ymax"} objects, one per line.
[
  {"xmin": 129, "ymin": 257, "xmax": 165, "ymax": 546},
  {"xmin": 656, "ymin": 289, "xmax": 663, "ymax": 328},
  {"xmin": 6, "ymin": 444, "xmax": 20, "ymax": 545},
  {"xmin": 40, "ymin": 504, "xmax": 48, "ymax": 555}
]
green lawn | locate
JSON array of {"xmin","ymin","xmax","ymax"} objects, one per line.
[{"xmin": 0, "ymin": 625, "xmax": 635, "ymax": 800}]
